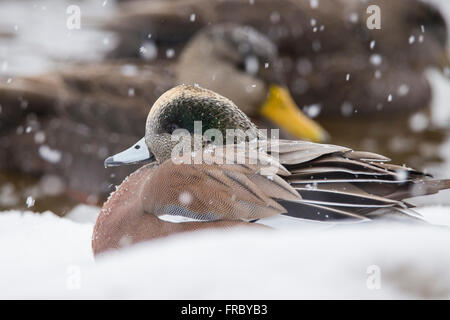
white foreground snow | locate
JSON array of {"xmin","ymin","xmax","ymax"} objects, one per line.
[{"xmin": 1, "ymin": 206, "xmax": 450, "ymax": 299}]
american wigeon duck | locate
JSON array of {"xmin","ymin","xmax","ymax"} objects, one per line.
[
  {"xmin": 92, "ymin": 85, "xmax": 450, "ymax": 255},
  {"xmin": 104, "ymin": 0, "xmax": 449, "ymax": 116},
  {"xmin": 0, "ymin": 24, "xmax": 326, "ymax": 203}
]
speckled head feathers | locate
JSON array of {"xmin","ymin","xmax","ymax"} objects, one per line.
[{"xmin": 145, "ymin": 85, "xmax": 259, "ymax": 162}]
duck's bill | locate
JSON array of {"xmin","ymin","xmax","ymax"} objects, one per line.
[
  {"xmin": 259, "ymin": 85, "xmax": 329, "ymax": 143},
  {"xmin": 104, "ymin": 137, "xmax": 155, "ymax": 167}
]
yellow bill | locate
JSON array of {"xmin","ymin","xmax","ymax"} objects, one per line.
[{"xmin": 259, "ymin": 85, "xmax": 329, "ymax": 142}]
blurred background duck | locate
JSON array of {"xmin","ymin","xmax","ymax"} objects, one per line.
[
  {"xmin": 104, "ymin": 0, "xmax": 449, "ymax": 116},
  {"xmin": 0, "ymin": 24, "xmax": 326, "ymax": 205}
]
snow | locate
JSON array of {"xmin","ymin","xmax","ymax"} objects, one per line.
[
  {"xmin": 369, "ymin": 54, "xmax": 382, "ymax": 66},
  {"xmin": 25, "ymin": 196, "xmax": 35, "ymax": 208},
  {"xmin": 38, "ymin": 145, "xmax": 62, "ymax": 163},
  {"xmin": 409, "ymin": 112, "xmax": 429, "ymax": 133},
  {"xmin": 303, "ymin": 104, "xmax": 321, "ymax": 118},
  {"xmin": 1, "ymin": 206, "xmax": 450, "ymax": 299},
  {"xmin": 65, "ymin": 204, "xmax": 100, "ymax": 224},
  {"xmin": 139, "ymin": 41, "xmax": 158, "ymax": 61},
  {"xmin": 309, "ymin": 0, "xmax": 319, "ymax": 10}
]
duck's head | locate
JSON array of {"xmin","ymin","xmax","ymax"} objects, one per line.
[
  {"xmin": 176, "ymin": 23, "xmax": 328, "ymax": 142},
  {"xmin": 105, "ymin": 85, "xmax": 263, "ymax": 166}
]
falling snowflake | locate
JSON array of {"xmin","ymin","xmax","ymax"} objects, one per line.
[
  {"xmin": 179, "ymin": 192, "xmax": 193, "ymax": 205},
  {"xmin": 270, "ymin": 11, "xmax": 280, "ymax": 24},
  {"xmin": 395, "ymin": 170, "xmax": 408, "ymax": 181},
  {"xmin": 38, "ymin": 145, "xmax": 62, "ymax": 163},
  {"xmin": 303, "ymin": 104, "xmax": 321, "ymax": 118},
  {"xmin": 26, "ymin": 196, "xmax": 35, "ymax": 208},
  {"xmin": 310, "ymin": 0, "xmax": 319, "ymax": 9},
  {"xmin": 409, "ymin": 112, "xmax": 429, "ymax": 133},
  {"xmin": 341, "ymin": 102, "xmax": 354, "ymax": 117},
  {"xmin": 166, "ymin": 48, "xmax": 175, "ymax": 58},
  {"xmin": 245, "ymin": 56, "xmax": 259, "ymax": 75},
  {"xmin": 139, "ymin": 41, "xmax": 158, "ymax": 61},
  {"xmin": 397, "ymin": 84, "xmax": 410, "ymax": 97},
  {"xmin": 370, "ymin": 54, "xmax": 382, "ymax": 66}
]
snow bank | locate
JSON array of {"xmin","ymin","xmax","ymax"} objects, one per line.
[
  {"xmin": 65, "ymin": 204, "xmax": 100, "ymax": 224},
  {"xmin": 1, "ymin": 206, "xmax": 450, "ymax": 299}
]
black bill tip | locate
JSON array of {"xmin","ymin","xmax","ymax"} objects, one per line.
[{"xmin": 104, "ymin": 156, "xmax": 122, "ymax": 168}]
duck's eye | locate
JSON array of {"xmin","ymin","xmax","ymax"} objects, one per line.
[{"xmin": 134, "ymin": 145, "xmax": 141, "ymax": 150}]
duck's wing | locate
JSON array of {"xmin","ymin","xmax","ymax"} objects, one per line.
[
  {"xmin": 268, "ymin": 140, "xmax": 450, "ymax": 221},
  {"xmin": 141, "ymin": 149, "xmax": 301, "ymax": 222},
  {"xmin": 141, "ymin": 141, "xmax": 449, "ymax": 223}
]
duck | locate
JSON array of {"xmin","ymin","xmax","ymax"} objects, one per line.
[
  {"xmin": 92, "ymin": 85, "xmax": 450, "ymax": 255},
  {"xmin": 0, "ymin": 24, "xmax": 326, "ymax": 203},
  {"xmin": 103, "ymin": 0, "xmax": 449, "ymax": 116}
]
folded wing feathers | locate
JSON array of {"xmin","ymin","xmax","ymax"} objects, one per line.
[
  {"xmin": 279, "ymin": 200, "xmax": 370, "ymax": 221},
  {"xmin": 268, "ymin": 140, "xmax": 350, "ymax": 165},
  {"xmin": 196, "ymin": 165, "xmax": 288, "ymax": 220},
  {"xmin": 294, "ymin": 188, "xmax": 404, "ymax": 208},
  {"xmin": 151, "ymin": 160, "xmax": 301, "ymax": 222},
  {"xmin": 272, "ymin": 141, "xmax": 443, "ymax": 220},
  {"xmin": 153, "ymin": 141, "xmax": 447, "ymax": 223},
  {"xmin": 342, "ymin": 150, "xmax": 391, "ymax": 162}
]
